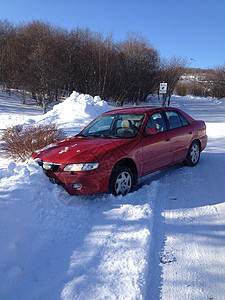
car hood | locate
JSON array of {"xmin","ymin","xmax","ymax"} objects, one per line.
[{"xmin": 32, "ymin": 136, "xmax": 132, "ymax": 164}]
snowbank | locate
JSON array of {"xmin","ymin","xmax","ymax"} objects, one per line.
[{"xmin": 35, "ymin": 92, "xmax": 110, "ymax": 135}]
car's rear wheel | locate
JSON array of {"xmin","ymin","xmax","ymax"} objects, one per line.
[
  {"xmin": 185, "ymin": 140, "xmax": 200, "ymax": 166},
  {"xmin": 109, "ymin": 165, "xmax": 133, "ymax": 196}
]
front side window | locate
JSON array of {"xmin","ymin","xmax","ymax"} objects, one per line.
[{"xmin": 145, "ymin": 112, "xmax": 167, "ymax": 135}]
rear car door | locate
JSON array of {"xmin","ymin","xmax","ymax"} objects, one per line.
[{"xmin": 164, "ymin": 110, "xmax": 193, "ymax": 163}]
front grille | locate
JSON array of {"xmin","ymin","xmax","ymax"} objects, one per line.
[{"xmin": 42, "ymin": 162, "xmax": 61, "ymax": 172}]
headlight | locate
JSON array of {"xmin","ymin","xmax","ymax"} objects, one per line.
[{"xmin": 63, "ymin": 163, "xmax": 99, "ymax": 172}]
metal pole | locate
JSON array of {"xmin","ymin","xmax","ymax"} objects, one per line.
[{"xmin": 189, "ymin": 58, "xmax": 196, "ymax": 95}]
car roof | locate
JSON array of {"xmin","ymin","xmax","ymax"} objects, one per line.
[{"xmin": 103, "ymin": 106, "xmax": 178, "ymax": 115}]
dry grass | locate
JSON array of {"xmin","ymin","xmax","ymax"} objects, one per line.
[{"xmin": 1, "ymin": 124, "xmax": 65, "ymax": 161}]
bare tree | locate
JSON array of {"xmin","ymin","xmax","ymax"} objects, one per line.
[
  {"xmin": 206, "ymin": 63, "xmax": 225, "ymax": 99},
  {"xmin": 159, "ymin": 56, "xmax": 188, "ymax": 106},
  {"xmin": 115, "ymin": 32, "xmax": 160, "ymax": 105}
]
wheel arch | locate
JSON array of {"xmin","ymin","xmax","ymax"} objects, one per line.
[
  {"xmin": 191, "ymin": 138, "xmax": 201, "ymax": 150},
  {"xmin": 112, "ymin": 158, "xmax": 138, "ymax": 186}
]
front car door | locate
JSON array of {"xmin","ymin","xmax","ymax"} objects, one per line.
[{"xmin": 141, "ymin": 111, "xmax": 174, "ymax": 175}]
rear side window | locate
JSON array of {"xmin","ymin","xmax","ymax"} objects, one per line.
[
  {"xmin": 179, "ymin": 113, "xmax": 189, "ymax": 126},
  {"xmin": 165, "ymin": 111, "xmax": 189, "ymax": 129},
  {"xmin": 165, "ymin": 111, "xmax": 182, "ymax": 129}
]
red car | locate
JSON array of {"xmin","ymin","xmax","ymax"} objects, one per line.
[{"xmin": 30, "ymin": 107, "xmax": 207, "ymax": 196}]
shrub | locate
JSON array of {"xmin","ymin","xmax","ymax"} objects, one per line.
[
  {"xmin": 174, "ymin": 83, "xmax": 191, "ymax": 96},
  {"xmin": 174, "ymin": 82, "xmax": 209, "ymax": 97},
  {"xmin": 1, "ymin": 124, "xmax": 65, "ymax": 161},
  {"xmin": 193, "ymin": 83, "xmax": 208, "ymax": 97}
]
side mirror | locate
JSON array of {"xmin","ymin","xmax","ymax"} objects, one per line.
[{"xmin": 145, "ymin": 128, "xmax": 158, "ymax": 135}]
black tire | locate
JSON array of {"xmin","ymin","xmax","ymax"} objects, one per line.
[
  {"xmin": 185, "ymin": 140, "xmax": 200, "ymax": 166},
  {"xmin": 108, "ymin": 165, "xmax": 134, "ymax": 196}
]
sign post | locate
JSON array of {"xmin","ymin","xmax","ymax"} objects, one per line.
[
  {"xmin": 159, "ymin": 83, "xmax": 167, "ymax": 106},
  {"xmin": 159, "ymin": 83, "xmax": 167, "ymax": 94}
]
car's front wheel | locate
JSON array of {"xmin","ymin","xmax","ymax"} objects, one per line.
[
  {"xmin": 185, "ymin": 140, "xmax": 200, "ymax": 166},
  {"xmin": 109, "ymin": 165, "xmax": 134, "ymax": 196}
]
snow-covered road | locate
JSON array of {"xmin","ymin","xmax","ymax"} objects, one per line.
[
  {"xmin": 157, "ymin": 96, "xmax": 225, "ymax": 299},
  {"xmin": 0, "ymin": 91, "xmax": 225, "ymax": 299}
]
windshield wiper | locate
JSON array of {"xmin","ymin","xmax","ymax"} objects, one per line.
[
  {"xmin": 104, "ymin": 135, "xmax": 118, "ymax": 139},
  {"xmin": 76, "ymin": 133, "xmax": 87, "ymax": 137}
]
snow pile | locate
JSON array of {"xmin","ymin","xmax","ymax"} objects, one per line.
[{"xmin": 35, "ymin": 92, "xmax": 110, "ymax": 135}]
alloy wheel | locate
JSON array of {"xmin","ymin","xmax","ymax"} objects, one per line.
[
  {"xmin": 190, "ymin": 143, "xmax": 200, "ymax": 164},
  {"xmin": 115, "ymin": 171, "xmax": 132, "ymax": 196}
]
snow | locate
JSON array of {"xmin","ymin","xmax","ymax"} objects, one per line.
[
  {"xmin": 0, "ymin": 90, "xmax": 225, "ymax": 299},
  {"xmin": 35, "ymin": 91, "xmax": 110, "ymax": 136}
]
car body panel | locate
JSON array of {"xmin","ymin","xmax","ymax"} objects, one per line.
[
  {"xmin": 33, "ymin": 137, "xmax": 137, "ymax": 165},
  {"xmin": 141, "ymin": 131, "xmax": 174, "ymax": 175},
  {"xmin": 31, "ymin": 106, "xmax": 207, "ymax": 195}
]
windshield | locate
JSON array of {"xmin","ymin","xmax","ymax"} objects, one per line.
[{"xmin": 78, "ymin": 113, "xmax": 145, "ymax": 139}]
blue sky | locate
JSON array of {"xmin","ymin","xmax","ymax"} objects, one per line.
[{"xmin": 1, "ymin": 0, "xmax": 224, "ymax": 69}]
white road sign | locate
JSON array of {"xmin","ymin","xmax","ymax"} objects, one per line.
[{"xmin": 159, "ymin": 83, "xmax": 167, "ymax": 94}]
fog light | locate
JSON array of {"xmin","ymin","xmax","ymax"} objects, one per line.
[{"xmin": 73, "ymin": 183, "xmax": 82, "ymax": 189}]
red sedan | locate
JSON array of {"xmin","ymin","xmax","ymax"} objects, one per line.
[{"xmin": 30, "ymin": 107, "xmax": 207, "ymax": 196}]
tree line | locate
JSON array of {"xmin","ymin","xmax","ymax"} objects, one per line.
[
  {"xmin": 0, "ymin": 19, "xmax": 189, "ymax": 110},
  {"xmin": 175, "ymin": 66, "xmax": 225, "ymax": 99},
  {"xmin": 1, "ymin": 19, "xmax": 223, "ymax": 113}
]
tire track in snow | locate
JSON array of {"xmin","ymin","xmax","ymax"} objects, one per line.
[
  {"xmin": 60, "ymin": 184, "xmax": 157, "ymax": 300},
  {"xmin": 144, "ymin": 177, "xmax": 166, "ymax": 300}
]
